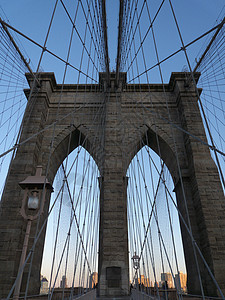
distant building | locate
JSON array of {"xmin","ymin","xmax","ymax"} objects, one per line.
[
  {"xmin": 138, "ymin": 275, "xmax": 145, "ymax": 285},
  {"xmin": 60, "ymin": 275, "xmax": 68, "ymax": 289},
  {"xmin": 89, "ymin": 272, "xmax": 98, "ymax": 288},
  {"xmin": 175, "ymin": 272, "xmax": 187, "ymax": 292},
  {"xmin": 161, "ymin": 273, "xmax": 174, "ymax": 288},
  {"xmin": 40, "ymin": 276, "xmax": 48, "ymax": 294},
  {"xmin": 138, "ymin": 275, "xmax": 150, "ymax": 287}
]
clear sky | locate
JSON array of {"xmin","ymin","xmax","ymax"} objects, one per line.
[{"xmin": 0, "ymin": 0, "xmax": 225, "ymax": 82}]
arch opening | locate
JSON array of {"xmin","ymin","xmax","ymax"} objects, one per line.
[
  {"xmin": 127, "ymin": 145, "xmax": 187, "ymax": 293},
  {"xmin": 40, "ymin": 146, "xmax": 100, "ymax": 295}
]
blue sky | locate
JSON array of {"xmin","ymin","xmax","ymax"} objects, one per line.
[{"xmin": 0, "ymin": 0, "xmax": 224, "ymax": 83}]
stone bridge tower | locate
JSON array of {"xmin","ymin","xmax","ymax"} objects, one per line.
[{"xmin": 0, "ymin": 72, "xmax": 224, "ymax": 298}]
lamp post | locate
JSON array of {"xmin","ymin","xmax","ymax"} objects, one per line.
[
  {"xmin": 132, "ymin": 252, "xmax": 140, "ymax": 288},
  {"xmin": 13, "ymin": 166, "xmax": 53, "ymax": 300}
]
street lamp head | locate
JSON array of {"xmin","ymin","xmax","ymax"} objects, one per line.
[
  {"xmin": 19, "ymin": 166, "xmax": 53, "ymax": 220},
  {"xmin": 132, "ymin": 252, "xmax": 140, "ymax": 270}
]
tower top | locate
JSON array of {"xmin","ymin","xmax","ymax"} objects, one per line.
[{"xmin": 99, "ymin": 72, "xmax": 127, "ymax": 90}]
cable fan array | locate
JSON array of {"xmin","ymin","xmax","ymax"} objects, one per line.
[
  {"xmin": 0, "ymin": 0, "xmax": 224, "ymax": 299},
  {"xmin": 0, "ymin": 22, "xmax": 29, "ymax": 197},
  {"xmin": 196, "ymin": 24, "xmax": 225, "ymax": 189}
]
